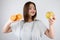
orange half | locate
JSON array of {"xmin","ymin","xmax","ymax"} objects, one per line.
[
  {"xmin": 10, "ymin": 13, "xmax": 22, "ymax": 21},
  {"xmin": 16, "ymin": 14, "xmax": 22, "ymax": 20},
  {"xmin": 10, "ymin": 15, "xmax": 17, "ymax": 21},
  {"xmin": 46, "ymin": 11, "xmax": 54, "ymax": 19}
]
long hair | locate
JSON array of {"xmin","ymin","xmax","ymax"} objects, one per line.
[{"xmin": 23, "ymin": 1, "xmax": 37, "ymax": 22}]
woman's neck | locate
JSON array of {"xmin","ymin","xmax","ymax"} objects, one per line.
[
  {"xmin": 28, "ymin": 18, "xmax": 32, "ymax": 22},
  {"xmin": 27, "ymin": 16, "xmax": 35, "ymax": 22},
  {"xmin": 28, "ymin": 18, "xmax": 35, "ymax": 22}
]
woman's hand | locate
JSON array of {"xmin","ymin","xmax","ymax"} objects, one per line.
[
  {"xmin": 48, "ymin": 15, "xmax": 56, "ymax": 25},
  {"xmin": 2, "ymin": 18, "xmax": 13, "ymax": 33}
]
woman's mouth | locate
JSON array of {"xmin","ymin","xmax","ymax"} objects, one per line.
[{"xmin": 31, "ymin": 12, "xmax": 35, "ymax": 14}]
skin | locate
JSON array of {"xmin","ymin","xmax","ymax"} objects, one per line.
[{"xmin": 2, "ymin": 4, "xmax": 55, "ymax": 39}]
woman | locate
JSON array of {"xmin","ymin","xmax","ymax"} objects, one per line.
[{"xmin": 2, "ymin": 1, "xmax": 55, "ymax": 40}]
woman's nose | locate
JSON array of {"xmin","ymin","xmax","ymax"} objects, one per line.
[{"xmin": 31, "ymin": 9, "xmax": 35, "ymax": 12}]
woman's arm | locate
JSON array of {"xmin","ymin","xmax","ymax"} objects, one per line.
[
  {"xmin": 2, "ymin": 20, "xmax": 12, "ymax": 33},
  {"xmin": 44, "ymin": 16, "xmax": 55, "ymax": 39},
  {"xmin": 44, "ymin": 25, "xmax": 54, "ymax": 39}
]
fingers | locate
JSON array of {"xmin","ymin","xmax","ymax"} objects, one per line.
[
  {"xmin": 48, "ymin": 15, "xmax": 56, "ymax": 25},
  {"xmin": 52, "ymin": 15, "xmax": 56, "ymax": 20},
  {"xmin": 48, "ymin": 19, "xmax": 54, "ymax": 25},
  {"xmin": 49, "ymin": 18, "xmax": 55, "ymax": 23},
  {"xmin": 49, "ymin": 14, "xmax": 56, "ymax": 21},
  {"xmin": 49, "ymin": 18, "xmax": 54, "ymax": 23}
]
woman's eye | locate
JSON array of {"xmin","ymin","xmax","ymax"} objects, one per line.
[{"xmin": 29, "ymin": 8, "xmax": 35, "ymax": 10}]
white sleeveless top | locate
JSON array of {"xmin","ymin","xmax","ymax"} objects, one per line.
[{"xmin": 10, "ymin": 19, "xmax": 47, "ymax": 40}]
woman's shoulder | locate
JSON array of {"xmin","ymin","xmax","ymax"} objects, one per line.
[
  {"xmin": 35, "ymin": 19, "xmax": 44, "ymax": 24},
  {"xmin": 11, "ymin": 21, "xmax": 20, "ymax": 26}
]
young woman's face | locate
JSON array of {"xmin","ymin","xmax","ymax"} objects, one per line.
[{"xmin": 28, "ymin": 4, "xmax": 36, "ymax": 17}]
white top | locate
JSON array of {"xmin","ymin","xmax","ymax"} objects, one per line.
[{"xmin": 10, "ymin": 19, "xmax": 47, "ymax": 40}]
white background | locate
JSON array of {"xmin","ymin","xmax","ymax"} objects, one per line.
[{"xmin": 0, "ymin": 0, "xmax": 60, "ymax": 40}]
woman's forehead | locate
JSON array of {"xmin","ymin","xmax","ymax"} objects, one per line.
[{"xmin": 29, "ymin": 4, "xmax": 35, "ymax": 8}]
